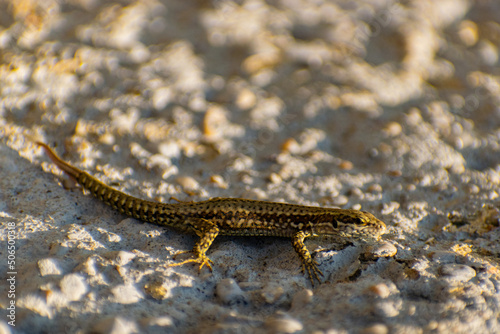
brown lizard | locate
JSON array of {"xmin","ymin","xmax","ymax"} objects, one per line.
[{"xmin": 36, "ymin": 142, "xmax": 387, "ymax": 284}]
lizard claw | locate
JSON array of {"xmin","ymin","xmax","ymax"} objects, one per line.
[{"xmin": 301, "ymin": 259, "xmax": 323, "ymax": 286}]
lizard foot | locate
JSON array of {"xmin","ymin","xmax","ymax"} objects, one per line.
[
  {"xmin": 301, "ymin": 259, "xmax": 323, "ymax": 286},
  {"xmin": 169, "ymin": 250, "xmax": 214, "ymax": 273}
]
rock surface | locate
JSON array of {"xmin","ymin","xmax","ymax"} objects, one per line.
[{"xmin": 1, "ymin": 0, "xmax": 500, "ymax": 333}]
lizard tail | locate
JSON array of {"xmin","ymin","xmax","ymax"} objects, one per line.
[{"xmin": 36, "ymin": 142, "xmax": 82, "ymax": 181}]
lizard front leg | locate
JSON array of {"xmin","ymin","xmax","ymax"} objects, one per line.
[
  {"xmin": 168, "ymin": 218, "xmax": 219, "ymax": 272},
  {"xmin": 292, "ymin": 230, "xmax": 323, "ymax": 285}
]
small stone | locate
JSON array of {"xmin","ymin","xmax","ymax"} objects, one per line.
[
  {"xmin": 359, "ymin": 323, "xmax": 389, "ymax": 334},
  {"xmin": 268, "ymin": 172, "xmax": 282, "ymax": 184},
  {"xmin": 405, "ymin": 184, "xmax": 416, "ymax": 191},
  {"xmin": 281, "ymin": 138, "xmax": 300, "ymax": 154},
  {"xmin": 60, "ymin": 274, "xmax": 87, "ymax": 301},
  {"xmin": 144, "ymin": 282, "xmax": 169, "ymax": 301},
  {"xmin": 159, "ymin": 141, "xmax": 181, "ymax": 158},
  {"xmin": 439, "ymin": 264, "xmax": 476, "ymax": 282},
  {"xmin": 176, "ymin": 176, "xmax": 199, "ymax": 191},
  {"xmin": 91, "ymin": 316, "xmax": 138, "ymax": 334},
  {"xmin": 216, "ymin": 278, "xmax": 247, "ymax": 305},
  {"xmin": 38, "ymin": 258, "xmax": 62, "ymax": 276},
  {"xmin": 367, "ymin": 283, "xmax": 391, "ymax": 298},
  {"xmin": 203, "ymin": 105, "xmax": 227, "ymax": 138},
  {"xmin": 367, "ymin": 184, "xmax": 382, "ymax": 193},
  {"xmin": 111, "ymin": 284, "xmax": 144, "ymax": 304},
  {"xmin": 99, "ymin": 133, "xmax": 115, "ymax": 145},
  {"xmin": 261, "ymin": 283, "xmax": 284, "ymax": 304},
  {"xmin": 115, "ymin": 251, "xmax": 136, "ymax": 266},
  {"xmin": 373, "ymin": 301, "xmax": 399, "ymax": 318},
  {"xmin": 242, "ymin": 52, "xmax": 281, "ymax": 74},
  {"xmin": 387, "ymin": 170, "xmax": 402, "ymax": 177},
  {"xmin": 458, "ymin": 20, "xmax": 478, "ymax": 46},
  {"xmin": 351, "ymin": 203, "xmax": 362, "ymax": 210},
  {"xmin": 366, "ymin": 242, "xmax": 397, "ymax": 259},
  {"xmin": 348, "ymin": 187, "xmax": 364, "ymax": 198},
  {"xmin": 264, "ymin": 313, "xmax": 303, "ymax": 333},
  {"xmin": 209, "ymin": 174, "xmax": 228, "ymax": 189},
  {"xmin": 140, "ymin": 316, "xmax": 173, "ymax": 328},
  {"xmin": 467, "ymin": 184, "xmax": 480, "ymax": 194},
  {"xmin": 290, "ymin": 289, "xmax": 313, "ymax": 311},
  {"xmin": 338, "ymin": 160, "xmax": 353, "ymax": 170},
  {"xmin": 331, "ymin": 195, "xmax": 348, "ymax": 206},
  {"xmin": 425, "ymin": 321, "xmax": 439, "ymax": 331},
  {"xmin": 410, "ymin": 259, "xmax": 429, "ymax": 271},
  {"xmin": 381, "ymin": 201, "xmax": 400, "ymax": 215},
  {"xmin": 430, "ymin": 251, "xmax": 457, "ymax": 263},
  {"xmin": 103, "ymin": 251, "xmax": 136, "ymax": 266},
  {"xmin": 235, "ymin": 88, "xmax": 257, "ymax": 110},
  {"xmin": 488, "ymin": 190, "xmax": 499, "ymax": 200},
  {"xmin": 383, "ymin": 122, "xmax": 402, "ymax": 137},
  {"xmin": 477, "ymin": 40, "xmax": 498, "ymax": 66}
]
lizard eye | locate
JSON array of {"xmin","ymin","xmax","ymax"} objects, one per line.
[{"xmin": 354, "ymin": 217, "xmax": 364, "ymax": 225}]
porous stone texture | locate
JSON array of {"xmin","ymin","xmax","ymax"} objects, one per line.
[{"xmin": 1, "ymin": 1, "xmax": 500, "ymax": 333}]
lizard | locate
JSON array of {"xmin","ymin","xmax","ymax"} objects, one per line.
[{"xmin": 36, "ymin": 142, "xmax": 387, "ymax": 285}]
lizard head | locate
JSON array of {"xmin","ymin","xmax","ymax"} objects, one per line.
[{"xmin": 312, "ymin": 210, "xmax": 386, "ymax": 240}]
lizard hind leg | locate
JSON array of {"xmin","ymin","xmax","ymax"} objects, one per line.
[{"xmin": 168, "ymin": 218, "xmax": 219, "ymax": 273}]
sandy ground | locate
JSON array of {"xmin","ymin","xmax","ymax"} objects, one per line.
[{"xmin": 1, "ymin": 0, "xmax": 500, "ymax": 333}]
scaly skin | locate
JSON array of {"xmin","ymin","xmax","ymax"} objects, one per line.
[{"xmin": 36, "ymin": 142, "xmax": 387, "ymax": 284}]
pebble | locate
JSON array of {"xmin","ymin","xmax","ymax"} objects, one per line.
[
  {"xmin": 383, "ymin": 122, "xmax": 403, "ymax": 137},
  {"xmin": 477, "ymin": 40, "xmax": 498, "ymax": 66},
  {"xmin": 176, "ymin": 176, "xmax": 199, "ymax": 191},
  {"xmin": 60, "ymin": 273, "xmax": 88, "ymax": 301},
  {"xmin": 209, "ymin": 174, "xmax": 228, "ymax": 189},
  {"xmin": 203, "ymin": 105, "xmax": 227, "ymax": 138},
  {"xmin": 366, "ymin": 242, "xmax": 398, "ymax": 259},
  {"xmin": 467, "ymin": 184, "xmax": 480, "ymax": 194},
  {"xmin": 359, "ymin": 324, "xmax": 389, "ymax": 334},
  {"xmin": 373, "ymin": 300, "xmax": 400, "ymax": 317},
  {"xmin": 331, "ymin": 195, "xmax": 348, "ymax": 206},
  {"xmin": 91, "ymin": 316, "xmax": 138, "ymax": 334},
  {"xmin": 290, "ymin": 289, "xmax": 313, "ymax": 311},
  {"xmin": 216, "ymin": 278, "xmax": 247, "ymax": 305},
  {"xmin": 338, "ymin": 160, "xmax": 353, "ymax": 170},
  {"xmin": 367, "ymin": 283, "xmax": 391, "ymax": 298},
  {"xmin": 103, "ymin": 250, "xmax": 136, "ymax": 266},
  {"xmin": 268, "ymin": 172, "xmax": 282, "ymax": 184},
  {"xmin": 261, "ymin": 283, "xmax": 285, "ymax": 304},
  {"xmin": 235, "ymin": 88, "xmax": 257, "ymax": 110},
  {"xmin": 38, "ymin": 258, "xmax": 63, "ymax": 276},
  {"xmin": 351, "ymin": 203, "xmax": 362, "ymax": 210},
  {"xmin": 281, "ymin": 138, "xmax": 301, "ymax": 154},
  {"xmin": 381, "ymin": 201, "xmax": 400, "ymax": 215},
  {"xmin": 144, "ymin": 282, "xmax": 169, "ymax": 301},
  {"xmin": 458, "ymin": 20, "xmax": 478, "ymax": 46},
  {"xmin": 367, "ymin": 183, "xmax": 383, "ymax": 193},
  {"xmin": 438, "ymin": 264, "xmax": 476, "ymax": 282},
  {"xmin": 140, "ymin": 316, "xmax": 173, "ymax": 328},
  {"xmin": 264, "ymin": 313, "xmax": 303, "ymax": 333},
  {"xmin": 429, "ymin": 251, "xmax": 457, "ymax": 264},
  {"xmin": 114, "ymin": 251, "xmax": 136, "ymax": 266},
  {"xmin": 111, "ymin": 284, "xmax": 144, "ymax": 304},
  {"xmin": 387, "ymin": 170, "xmax": 402, "ymax": 177},
  {"xmin": 410, "ymin": 259, "xmax": 429, "ymax": 271},
  {"xmin": 158, "ymin": 141, "xmax": 181, "ymax": 158},
  {"xmin": 348, "ymin": 187, "xmax": 364, "ymax": 198}
]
